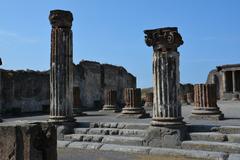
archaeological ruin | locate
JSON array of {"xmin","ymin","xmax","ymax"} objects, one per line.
[
  {"xmin": 102, "ymin": 89, "xmax": 119, "ymax": 112},
  {"xmin": 144, "ymin": 92, "xmax": 153, "ymax": 107},
  {"xmin": 143, "ymin": 27, "xmax": 188, "ymax": 148},
  {"xmin": 1, "ymin": 9, "xmax": 240, "ymax": 160},
  {"xmin": 49, "ymin": 10, "xmax": 75, "ymax": 122},
  {"xmin": 144, "ymin": 27, "xmax": 184, "ymax": 127},
  {"xmin": 0, "ymin": 122, "xmax": 57, "ymax": 160},
  {"xmin": 0, "ymin": 61, "xmax": 135, "ymax": 115},
  {"xmin": 190, "ymin": 84, "xmax": 224, "ymax": 120},
  {"xmin": 207, "ymin": 64, "xmax": 240, "ymax": 100},
  {"xmin": 119, "ymin": 88, "xmax": 149, "ymax": 118}
]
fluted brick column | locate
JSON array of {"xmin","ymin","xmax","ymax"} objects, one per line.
[
  {"xmin": 120, "ymin": 88, "xmax": 148, "ymax": 118},
  {"xmin": 144, "ymin": 92, "xmax": 153, "ymax": 107},
  {"xmin": 49, "ymin": 10, "xmax": 75, "ymax": 122},
  {"xmin": 191, "ymin": 84, "xmax": 224, "ymax": 120},
  {"xmin": 144, "ymin": 27, "xmax": 184, "ymax": 126},
  {"xmin": 102, "ymin": 89, "xmax": 118, "ymax": 112}
]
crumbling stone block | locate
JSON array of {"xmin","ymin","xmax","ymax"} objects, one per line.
[{"xmin": 0, "ymin": 122, "xmax": 57, "ymax": 160}]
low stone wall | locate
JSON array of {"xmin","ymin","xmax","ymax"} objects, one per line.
[{"xmin": 0, "ymin": 121, "xmax": 57, "ymax": 160}]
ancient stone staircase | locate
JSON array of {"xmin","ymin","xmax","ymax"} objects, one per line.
[
  {"xmin": 63, "ymin": 122, "xmax": 148, "ymax": 146},
  {"xmin": 182, "ymin": 125, "xmax": 240, "ymax": 154},
  {"xmin": 59, "ymin": 122, "xmax": 240, "ymax": 159}
]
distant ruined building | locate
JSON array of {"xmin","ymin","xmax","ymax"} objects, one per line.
[
  {"xmin": 0, "ymin": 60, "xmax": 136, "ymax": 113},
  {"xmin": 207, "ymin": 64, "xmax": 240, "ymax": 100}
]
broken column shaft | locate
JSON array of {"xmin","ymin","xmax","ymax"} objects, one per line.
[
  {"xmin": 144, "ymin": 27, "xmax": 184, "ymax": 126},
  {"xmin": 49, "ymin": 10, "xmax": 75, "ymax": 122},
  {"xmin": 191, "ymin": 84, "xmax": 224, "ymax": 120},
  {"xmin": 187, "ymin": 92, "xmax": 194, "ymax": 105},
  {"xmin": 102, "ymin": 89, "xmax": 118, "ymax": 112},
  {"xmin": 144, "ymin": 92, "xmax": 153, "ymax": 107},
  {"xmin": 120, "ymin": 88, "xmax": 148, "ymax": 118}
]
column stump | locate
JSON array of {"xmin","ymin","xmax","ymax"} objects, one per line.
[
  {"xmin": 118, "ymin": 88, "xmax": 149, "ymax": 118},
  {"xmin": 187, "ymin": 92, "xmax": 194, "ymax": 105},
  {"xmin": 102, "ymin": 89, "xmax": 119, "ymax": 112},
  {"xmin": 144, "ymin": 92, "xmax": 153, "ymax": 107},
  {"xmin": 190, "ymin": 84, "xmax": 224, "ymax": 120}
]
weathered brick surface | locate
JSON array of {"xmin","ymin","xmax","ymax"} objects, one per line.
[{"xmin": 0, "ymin": 122, "xmax": 57, "ymax": 160}]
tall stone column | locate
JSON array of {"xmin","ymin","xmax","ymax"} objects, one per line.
[
  {"xmin": 49, "ymin": 10, "xmax": 75, "ymax": 122},
  {"xmin": 102, "ymin": 89, "xmax": 119, "ymax": 112},
  {"xmin": 144, "ymin": 27, "xmax": 184, "ymax": 126},
  {"xmin": 119, "ymin": 88, "xmax": 149, "ymax": 118},
  {"xmin": 144, "ymin": 92, "xmax": 153, "ymax": 107},
  {"xmin": 190, "ymin": 84, "xmax": 224, "ymax": 120},
  {"xmin": 143, "ymin": 27, "xmax": 187, "ymax": 148}
]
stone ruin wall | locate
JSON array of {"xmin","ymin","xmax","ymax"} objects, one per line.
[
  {"xmin": 206, "ymin": 69, "xmax": 223, "ymax": 99},
  {"xmin": 0, "ymin": 69, "xmax": 50, "ymax": 113},
  {"xmin": 75, "ymin": 60, "xmax": 136, "ymax": 109},
  {"xmin": 0, "ymin": 60, "xmax": 136, "ymax": 113}
]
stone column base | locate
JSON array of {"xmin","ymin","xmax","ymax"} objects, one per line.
[
  {"xmin": 118, "ymin": 107, "xmax": 150, "ymax": 118},
  {"xmin": 143, "ymin": 125, "xmax": 188, "ymax": 148},
  {"xmin": 151, "ymin": 117, "xmax": 185, "ymax": 127},
  {"xmin": 101, "ymin": 105, "xmax": 119, "ymax": 112},
  {"xmin": 53, "ymin": 121, "xmax": 78, "ymax": 140},
  {"xmin": 191, "ymin": 107, "xmax": 224, "ymax": 120},
  {"xmin": 48, "ymin": 116, "xmax": 76, "ymax": 123}
]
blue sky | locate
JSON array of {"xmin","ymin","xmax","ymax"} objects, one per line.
[{"xmin": 0, "ymin": 0, "xmax": 239, "ymax": 88}]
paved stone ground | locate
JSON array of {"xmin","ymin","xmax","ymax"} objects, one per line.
[
  {"xmin": 57, "ymin": 148, "xmax": 203, "ymax": 160},
  {"xmin": 4, "ymin": 101, "xmax": 240, "ymax": 126}
]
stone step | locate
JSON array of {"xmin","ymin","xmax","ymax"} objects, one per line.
[
  {"xmin": 189, "ymin": 132, "xmax": 240, "ymax": 143},
  {"xmin": 182, "ymin": 140, "xmax": 240, "ymax": 154},
  {"xmin": 58, "ymin": 140, "xmax": 229, "ymax": 160},
  {"xmin": 64, "ymin": 134, "xmax": 144, "ymax": 146},
  {"xmin": 74, "ymin": 127, "xmax": 146, "ymax": 137},
  {"xmin": 227, "ymin": 134, "xmax": 240, "ymax": 143},
  {"xmin": 189, "ymin": 132, "xmax": 227, "ymax": 142},
  {"xmin": 89, "ymin": 122, "xmax": 149, "ymax": 130},
  {"xmin": 187, "ymin": 124, "xmax": 218, "ymax": 132},
  {"xmin": 213, "ymin": 126, "xmax": 240, "ymax": 134}
]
